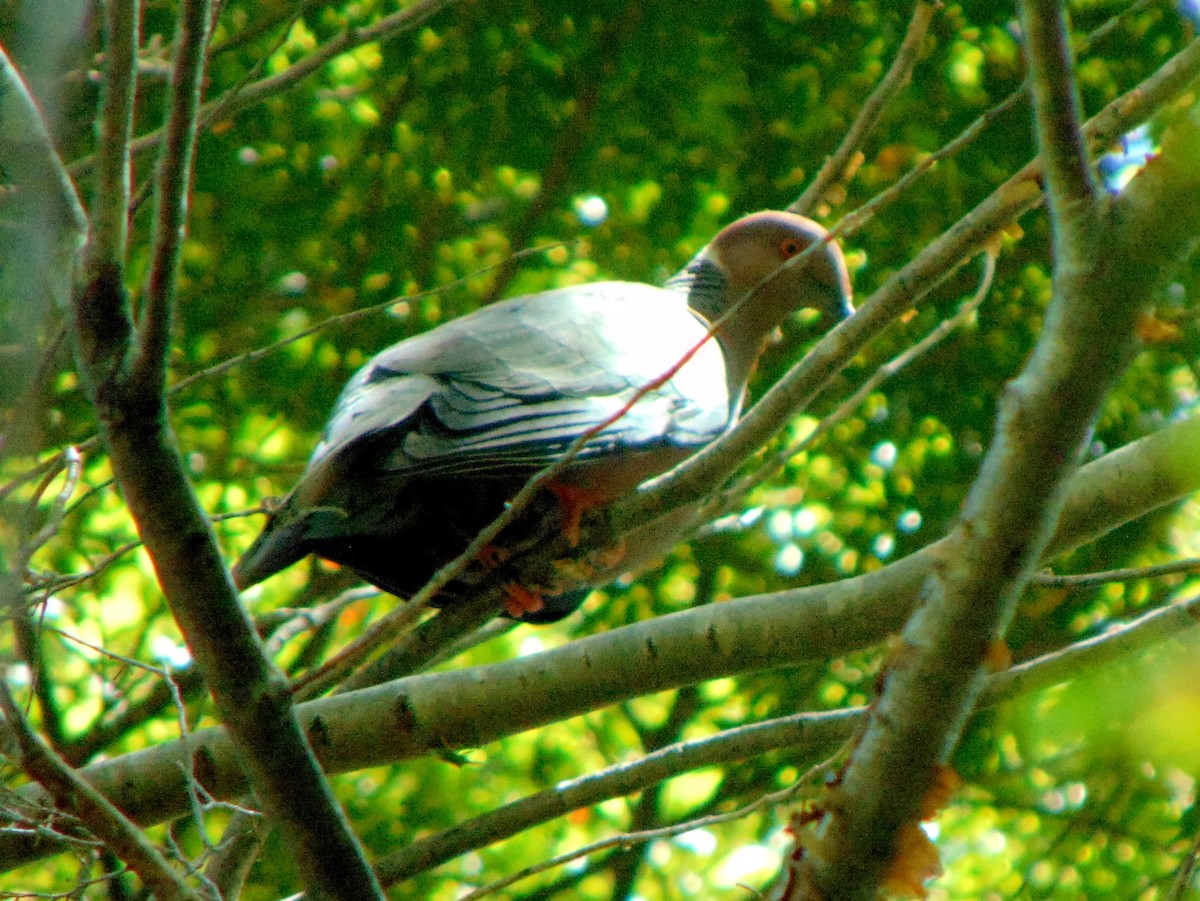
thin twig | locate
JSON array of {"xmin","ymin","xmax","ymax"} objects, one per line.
[
  {"xmin": 69, "ymin": 0, "xmax": 460, "ymax": 179},
  {"xmin": 706, "ymin": 251, "xmax": 996, "ymax": 523},
  {"xmin": 61, "ymin": 667, "xmax": 207, "ymax": 768},
  {"xmin": 0, "ymin": 678, "xmax": 206, "ymax": 901},
  {"xmin": 208, "ymin": 2, "xmax": 312, "ymax": 55},
  {"xmin": 992, "ymin": 589, "xmax": 1200, "ymax": 702},
  {"xmin": 791, "ymin": 0, "xmax": 939, "ymax": 216},
  {"xmin": 169, "ymin": 242, "xmax": 575, "ymax": 395},
  {"xmin": 26, "ymin": 537, "xmax": 141, "ymax": 596},
  {"xmin": 8, "ymin": 448, "xmax": 83, "ymax": 751},
  {"xmin": 86, "ymin": 0, "xmax": 139, "ymax": 272},
  {"xmin": 1032, "ymin": 556, "xmax": 1200, "ymax": 588},
  {"xmin": 377, "ymin": 708, "xmax": 858, "ymax": 885},
  {"xmin": 261, "ymin": 587, "xmax": 379, "ymax": 657},
  {"xmin": 136, "ymin": 0, "xmax": 213, "ymax": 390},
  {"xmin": 18, "ymin": 448, "xmax": 82, "ymax": 566},
  {"xmin": 799, "ymin": 0, "xmax": 1144, "ymax": 233},
  {"xmin": 826, "ymin": 83, "xmax": 1027, "ymax": 240},
  {"xmin": 130, "ymin": 0, "xmax": 322, "ymax": 216},
  {"xmin": 455, "ymin": 749, "xmax": 846, "ymax": 901},
  {"xmin": 1080, "ymin": 0, "xmax": 1157, "ymax": 49}
]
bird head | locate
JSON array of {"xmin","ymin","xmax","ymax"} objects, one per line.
[
  {"xmin": 671, "ymin": 210, "xmax": 853, "ymax": 394},
  {"xmin": 708, "ymin": 211, "xmax": 852, "ymax": 320}
]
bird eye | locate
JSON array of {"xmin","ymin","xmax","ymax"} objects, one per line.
[{"xmin": 780, "ymin": 239, "xmax": 801, "ymax": 258}]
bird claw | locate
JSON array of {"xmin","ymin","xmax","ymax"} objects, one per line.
[
  {"xmin": 477, "ymin": 543, "xmax": 513, "ymax": 568},
  {"xmin": 503, "ymin": 584, "xmax": 545, "ymax": 617},
  {"xmin": 545, "ymin": 482, "xmax": 610, "ymax": 547},
  {"xmin": 594, "ymin": 536, "xmax": 627, "ymax": 568}
]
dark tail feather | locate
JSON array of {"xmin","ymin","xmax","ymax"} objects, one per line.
[{"xmin": 232, "ymin": 518, "xmax": 310, "ymax": 590}]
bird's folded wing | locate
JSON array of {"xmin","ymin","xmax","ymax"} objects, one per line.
[{"xmin": 310, "ymin": 283, "xmax": 733, "ymax": 477}]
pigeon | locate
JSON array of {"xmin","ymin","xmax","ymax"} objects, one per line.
[{"xmin": 232, "ymin": 211, "xmax": 853, "ymax": 621}]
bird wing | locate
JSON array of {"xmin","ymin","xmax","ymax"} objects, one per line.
[{"xmin": 310, "ymin": 282, "xmax": 733, "ymax": 477}]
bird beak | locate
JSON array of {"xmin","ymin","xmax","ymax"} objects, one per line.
[{"xmin": 832, "ymin": 291, "xmax": 855, "ymax": 322}]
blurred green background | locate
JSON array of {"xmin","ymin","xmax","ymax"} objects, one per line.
[{"xmin": 2, "ymin": 0, "xmax": 1199, "ymax": 897}]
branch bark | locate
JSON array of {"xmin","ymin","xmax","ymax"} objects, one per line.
[
  {"xmin": 86, "ymin": 0, "xmax": 139, "ymax": 273},
  {"xmin": 66, "ymin": 2, "xmax": 386, "ymax": 897},
  {"xmin": 0, "ymin": 680, "xmax": 204, "ymax": 901}
]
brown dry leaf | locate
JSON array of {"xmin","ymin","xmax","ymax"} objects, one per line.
[
  {"xmin": 1135, "ymin": 310, "xmax": 1183, "ymax": 344},
  {"xmin": 1024, "ymin": 585, "xmax": 1070, "ymax": 618},
  {"xmin": 880, "ymin": 766, "xmax": 961, "ymax": 897},
  {"xmin": 984, "ymin": 639, "xmax": 1013, "ymax": 673},
  {"xmin": 880, "ymin": 821, "xmax": 943, "ymax": 898},
  {"xmin": 918, "ymin": 765, "xmax": 963, "ymax": 821}
]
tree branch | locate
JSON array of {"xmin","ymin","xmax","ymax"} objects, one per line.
[
  {"xmin": 3, "ymin": 412, "xmax": 1197, "ymax": 873},
  {"xmin": 0, "ymin": 679, "xmax": 205, "ymax": 901},
  {"xmin": 135, "ymin": 0, "xmax": 211, "ymax": 393},
  {"xmin": 784, "ymin": 84, "xmax": 1200, "ymax": 901},
  {"xmin": 86, "ymin": 0, "xmax": 139, "ymax": 274},
  {"xmin": 386, "ymin": 570, "xmax": 1200, "ymax": 888},
  {"xmin": 376, "ymin": 707, "xmax": 857, "ymax": 885},
  {"xmin": 705, "ymin": 249, "xmax": 995, "ymax": 525},
  {"xmin": 1020, "ymin": 0, "xmax": 1096, "ymax": 208},
  {"xmin": 66, "ymin": 2, "xmax": 387, "ymax": 897},
  {"xmin": 991, "ymin": 587, "xmax": 1200, "ymax": 704},
  {"xmin": 790, "ymin": 0, "xmax": 938, "ymax": 217},
  {"xmin": 1032, "ymin": 556, "xmax": 1200, "ymax": 589}
]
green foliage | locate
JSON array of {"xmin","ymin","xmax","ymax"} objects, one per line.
[{"xmin": 1, "ymin": 0, "xmax": 1199, "ymax": 898}]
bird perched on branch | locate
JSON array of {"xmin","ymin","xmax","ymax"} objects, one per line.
[{"xmin": 232, "ymin": 211, "xmax": 853, "ymax": 621}]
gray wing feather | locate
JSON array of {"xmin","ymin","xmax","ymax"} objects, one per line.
[{"xmin": 311, "ymin": 282, "xmax": 732, "ymax": 475}]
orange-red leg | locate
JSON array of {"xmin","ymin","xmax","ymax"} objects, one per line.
[
  {"xmin": 545, "ymin": 482, "xmax": 611, "ymax": 547},
  {"xmin": 476, "ymin": 543, "xmax": 512, "ymax": 568},
  {"xmin": 595, "ymin": 535, "xmax": 628, "ymax": 569},
  {"xmin": 503, "ymin": 583, "xmax": 546, "ymax": 618}
]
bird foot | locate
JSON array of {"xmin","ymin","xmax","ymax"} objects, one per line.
[
  {"xmin": 545, "ymin": 482, "xmax": 611, "ymax": 547},
  {"xmin": 548, "ymin": 536, "xmax": 629, "ymax": 586},
  {"xmin": 594, "ymin": 535, "xmax": 628, "ymax": 569},
  {"xmin": 502, "ymin": 583, "xmax": 546, "ymax": 618},
  {"xmin": 477, "ymin": 543, "xmax": 513, "ymax": 568}
]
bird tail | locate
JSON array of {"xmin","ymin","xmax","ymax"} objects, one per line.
[{"xmin": 231, "ymin": 512, "xmax": 310, "ymax": 590}]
